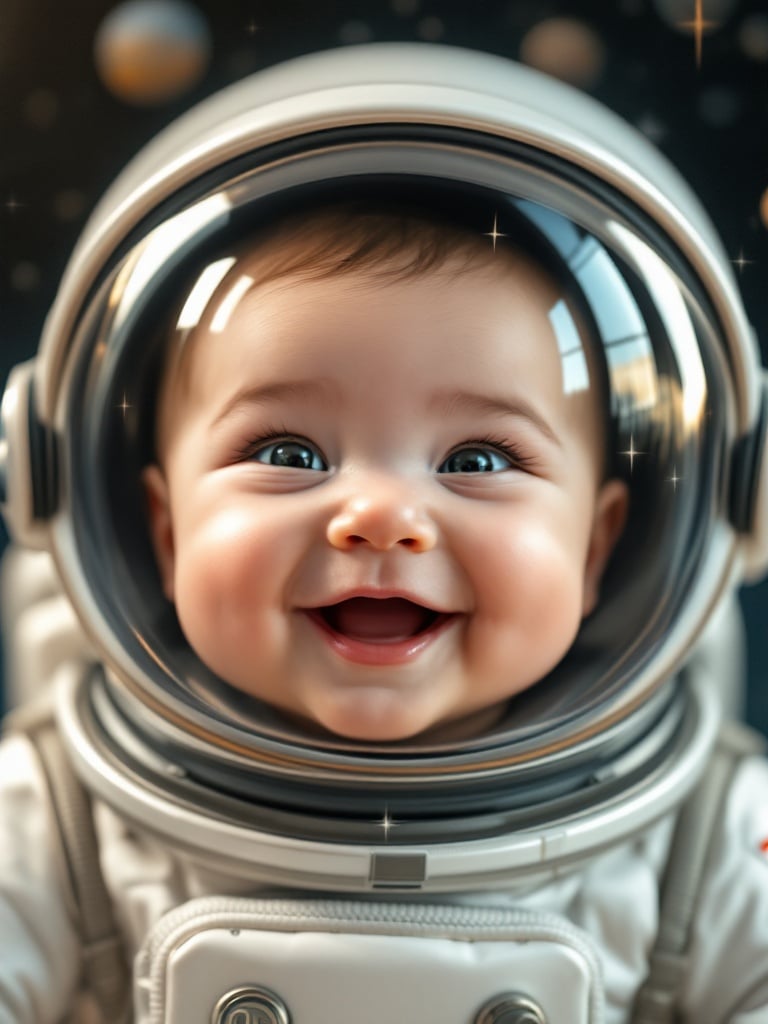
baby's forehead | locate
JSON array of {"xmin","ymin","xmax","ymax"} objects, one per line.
[
  {"xmin": 156, "ymin": 216, "xmax": 609, "ymax": 472},
  {"xmin": 182, "ymin": 238, "xmax": 573, "ymax": 387}
]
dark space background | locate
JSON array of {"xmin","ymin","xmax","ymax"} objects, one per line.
[{"xmin": 1, "ymin": 0, "xmax": 767, "ymax": 733}]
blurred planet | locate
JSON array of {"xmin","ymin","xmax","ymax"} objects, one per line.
[
  {"xmin": 94, "ymin": 0, "xmax": 211, "ymax": 106},
  {"xmin": 520, "ymin": 18, "xmax": 605, "ymax": 89}
]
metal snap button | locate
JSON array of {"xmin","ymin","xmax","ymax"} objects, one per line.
[
  {"xmin": 212, "ymin": 986, "xmax": 291, "ymax": 1024},
  {"xmin": 473, "ymin": 992, "xmax": 548, "ymax": 1024}
]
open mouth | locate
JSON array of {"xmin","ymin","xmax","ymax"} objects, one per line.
[{"xmin": 308, "ymin": 597, "xmax": 446, "ymax": 645}]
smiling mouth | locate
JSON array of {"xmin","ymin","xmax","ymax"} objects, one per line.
[{"xmin": 305, "ymin": 596, "xmax": 452, "ymax": 644}]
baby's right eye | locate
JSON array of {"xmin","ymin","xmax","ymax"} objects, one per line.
[{"xmin": 251, "ymin": 438, "xmax": 327, "ymax": 471}]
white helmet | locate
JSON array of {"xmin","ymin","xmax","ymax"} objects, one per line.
[{"xmin": 2, "ymin": 44, "xmax": 766, "ymax": 890}]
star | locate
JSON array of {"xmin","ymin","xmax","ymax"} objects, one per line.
[
  {"xmin": 483, "ymin": 212, "xmax": 507, "ymax": 252},
  {"xmin": 245, "ymin": 17, "xmax": 259, "ymax": 35},
  {"xmin": 4, "ymin": 195, "xmax": 24, "ymax": 213},
  {"xmin": 668, "ymin": 466, "xmax": 682, "ymax": 491},
  {"xmin": 677, "ymin": 0, "xmax": 718, "ymax": 69},
  {"xmin": 118, "ymin": 393, "xmax": 132, "ymax": 417},
  {"xmin": 732, "ymin": 249, "xmax": 755, "ymax": 273},
  {"xmin": 379, "ymin": 807, "xmax": 398, "ymax": 841},
  {"xmin": 620, "ymin": 434, "xmax": 644, "ymax": 472}
]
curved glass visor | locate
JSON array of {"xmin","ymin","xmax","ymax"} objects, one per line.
[{"xmin": 50, "ymin": 136, "xmax": 736, "ymax": 769}]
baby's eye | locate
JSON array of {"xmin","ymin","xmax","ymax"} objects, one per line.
[
  {"xmin": 438, "ymin": 445, "xmax": 514, "ymax": 474},
  {"xmin": 251, "ymin": 438, "xmax": 327, "ymax": 470}
]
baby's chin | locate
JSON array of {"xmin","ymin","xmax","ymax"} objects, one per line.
[{"xmin": 280, "ymin": 698, "xmax": 510, "ymax": 746}]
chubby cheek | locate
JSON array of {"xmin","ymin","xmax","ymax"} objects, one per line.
[
  {"xmin": 170, "ymin": 507, "xmax": 289, "ymax": 671},
  {"xmin": 462, "ymin": 517, "xmax": 588, "ymax": 689}
]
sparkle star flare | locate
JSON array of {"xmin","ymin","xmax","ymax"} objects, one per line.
[
  {"xmin": 620, "ymin": 435, "xmax": 644, "ymax": 472},
  {"xmin": 118, "ymin": 393, "xmax": 132, "ymax": 417},
  {"xmin": 732, "ymin": 249, "xmax": 755, "ymax": 273},
  {"xmin": 483, "ymin": 212, "xmax": 507, "ymax": 252},
  {"xmin": 668, "ymin": 466, "xmax": 682, "ymax": 491},
  {"xmin": 380, "ymin": 807, "xmax": 398, "ymax": 841},
  {"xmin": 678, "ymin": 0, "xmax": 718, "ymax": 69}
]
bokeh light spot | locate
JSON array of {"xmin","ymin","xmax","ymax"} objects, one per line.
[
  {"xmin": 53, "ymin": 189, "xmax": 88, "ymax": 223},
  {"xmin": 739, "ymin": 14, "xmax": 768, "ymax": 61},
  {"xmin": 417, "ymin": 16, "xmax": 445, "ymax": 41},
  {"xmin": 698, "ymin": 86, "xmax": 741, "ymax": 126},
  {"xmin": 226, "ymin": 50, "xmax": 260, "ymax": 78},
  {"xmin": 635, "ymin": 112, "xmax": 667, "ymax": 143},
  {"xmin": 520, "ymin": 18, "xmax": 605, "ymax": 89},
  {"xmin": 391, "ymin": 0, "xmax": 420, "ymax": 14},
  {"xmin": 23, "ymin": 89, "xmax": 59, "ymax": 130},
  {"xmin": 338, "ymin": 20, "xmax": 374, "ymax": 45},
  {"xmin": 94, "ymin": 0, "xmax": 211, "ymax": 106},
  {"xmin": 10, "ymin": 262, "xmax": 41, "ymax": 292}
]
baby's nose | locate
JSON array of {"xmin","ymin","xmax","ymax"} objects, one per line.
[{"xmin": 326, "ymin": 492, "xmax": 438, "ymax": 553}]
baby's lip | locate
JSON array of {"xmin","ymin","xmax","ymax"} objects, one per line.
[
  {"xmin": 300, "ymin": 592, "xmax": 460, "ymax": 655},
  {"xmin": 301, "ymin": 588, "xmax": 454, "ymax": 615}
]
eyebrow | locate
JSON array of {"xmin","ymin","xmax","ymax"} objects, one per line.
[
  {"xmin": 209, "ymin": 379, "xmax": 560, "ymax": 447},
  {"xmin": 429, "ymin": 389, "xmax": 561, "ymax": 446},
  {"xmin": 210, "ymin": 378, "xmax": 340, "ymax": 427}
]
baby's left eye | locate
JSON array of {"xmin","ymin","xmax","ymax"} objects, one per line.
[
  {"xmin": 438, "ymin": 446, "xmax": 514, "ymax": 474},
  {"xmin": 251, "ymin": 439, "xmax": 327, "ymax": 470}
]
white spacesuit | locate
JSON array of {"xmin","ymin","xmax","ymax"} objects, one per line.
[{"xmin": 1, "ymin": 44, "xmax": 768, "ymax": 1024}]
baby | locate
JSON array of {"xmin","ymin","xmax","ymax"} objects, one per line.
[
  {"xmin": 143, "ymin": 203, "xmax": 629, "ymax": 743},
  {"xmin": 5, "ymin": 35, "xmax": 768, "ymax": 1023}
]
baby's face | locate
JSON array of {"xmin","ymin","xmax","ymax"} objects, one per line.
[{"xmin": 145, "ymin": 252, "xmax": 627, "ymax": 742}]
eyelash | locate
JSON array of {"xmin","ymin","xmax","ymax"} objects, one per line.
[
  {"xmin": 232, "ymin": 428, "xmax": 538, "ymax": 471},
  {"xmin": 232, "ymin": 424, "xmax": 317, "ymax": 463},
  {"xmin": 444, "ymin": 434, "xmax": 539, "ymax": 471}
]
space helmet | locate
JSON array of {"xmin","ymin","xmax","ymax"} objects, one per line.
[{"xmin": 2, "ymin": 43, "xmax": 767, "ymax": 891}]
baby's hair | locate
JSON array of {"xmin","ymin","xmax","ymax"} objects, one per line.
[
  {"xmin": 163, "ymin": 200, "xmax": 540, "ymax": 372},
  {"xmin": 220, "ymin": 201, "xmax": 499, "ymax": 284}
]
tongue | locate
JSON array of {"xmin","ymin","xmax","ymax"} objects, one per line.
[{"xmin": 328, "ymin": 597, "xmax": 431, "ymax": 641}]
